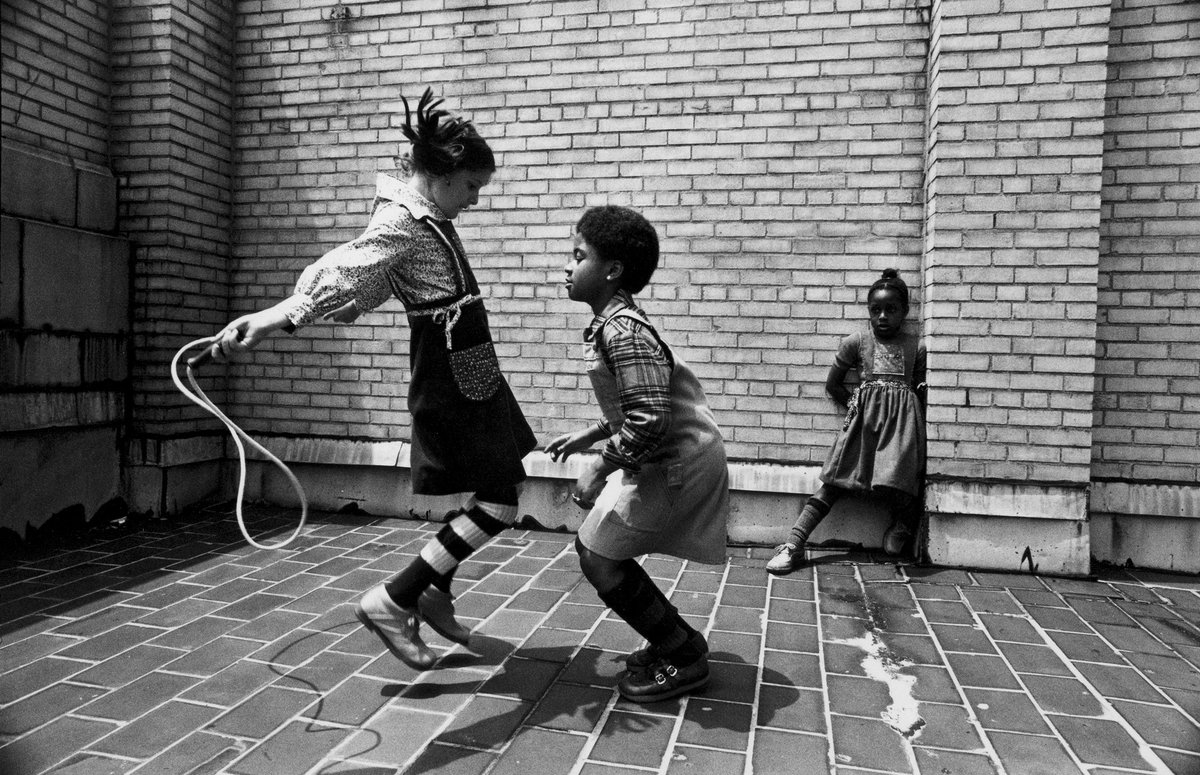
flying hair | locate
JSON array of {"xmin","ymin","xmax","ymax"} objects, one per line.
[{"xmin": 398, "ymin": 87, "xmax": 495, "ymax": 178}]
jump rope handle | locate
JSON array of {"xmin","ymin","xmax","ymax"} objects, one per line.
[{"xmin": 186, "ymin": 347, "xmax": 215, "ymax": 369}]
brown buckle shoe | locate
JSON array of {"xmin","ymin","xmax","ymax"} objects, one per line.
[{"xmin": 618, "ymin": 654, "xmax": 710, "ymax": 703}]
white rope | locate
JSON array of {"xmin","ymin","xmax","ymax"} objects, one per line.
[{"xmin": 170, "ymin": 337, "xmax": 307, "ymax": 550}]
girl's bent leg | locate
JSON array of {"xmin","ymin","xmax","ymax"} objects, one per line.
[
  {"xmin": 577, "ymin": 538, "xmax": 709, "ymax": 703},
  {"xmin": 767, "ymin": 485, "xmax": 844, "ymax": 575}
]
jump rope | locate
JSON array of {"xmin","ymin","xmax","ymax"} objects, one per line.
[{"xmin": 171, "ymin": 337, "xmax": 308, "ymax": 549}]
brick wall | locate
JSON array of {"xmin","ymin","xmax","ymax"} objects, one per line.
[
  {"xmin": 923, "ymin": 0, "xmax": 1111, "ymax": 487},
  {"xmin": 228, "ymin": 0, "xmax": 930, "ymax": 466},
  {"xmin": 1094, "ymin": 0, "xmax": 1200, "ymax": 484},
  {"xmin": 110, "ymin": 0, "xmax": 236, "ymax": 438},
  {"xmin": 0, "ymin": 0, "xmax": 111, "ymax": 166}
]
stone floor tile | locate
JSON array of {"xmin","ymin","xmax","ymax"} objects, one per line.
[
  {"xmin": 665, "ymin": 744, "xmax": 745, "ymax": 773},
  {"xmin": 585, "ymin": 619, "xmax": 644, "ymax": 654},
  {"xmin": 1093, "ymin": 622, "xmax": 1176, "ymax": 656},
  {"xmin": 436, "ymin": 694, "xmax": 532, "ymax": 750},
  {"xmin": 769, "ymin": 576, "xmax": 815, "ymax": 601},
  {"xmin": 42, "ymin": 751, "xmax": 139, "ymax": 774},
  {"xmin": 589, "ymin": 709, "xmax": 676, "ymax": 768},
  {"xmin": 0, "ymin": 681, "xmax": 107, "ymax": 736},
  {"xmin": 993, "ymin": 642, "xmax": 1072, "ymax": 676},
  {"xmin": 560, "ymin": 646, "xmax": 626, "ymax": 687},
  {"xmin": 397, "ymin": 742, "xmax": 495, "ymax": 775},
  {"xmin": 766, "ymin": 594, "xmax": 817, "ymax": 625},
  {"xmin": 677, "ymin": 696, "xmax": 752, "ymax": 750},
  {"xmin": 209, "ymin": 684, "xmax": 315, "ymax": 738},
  {"xmin": 909, "ymin": 665, "xmax": 963, "ymax": 704},
  {"xmin": 714, "ymin": 604, "xmax": 765, "ymax": 633},
  {"xmin": 822, "ymin": 642, "xmax": 871, "ymax": 679},
  {"xmin": 474, "ymin": 609, "xmax": 546, "ymax": 643},
  {"xmin": 674, "ymin": 590, "xmax": 717, "ymax": 616},
  {"xmin": 0, "ymin": 632, "xmax": 76, "ymax": 673},
  {"xmin": 90, "ymin": 699, "xmax": 220, "ymax": 758},
  {"xmin": 148, "ymin": 615, "xmax": 241, "ymax": 651},
  {"xmin": 489, "ymin": 726, "xmax": 589, "ymax": 775},
  {"xmin": 226, "ymin": 609, "xmax": 316, "ymax": 643},
  {"xmin": 180, "ymin": 658, "xmax": 283, "ymax": 707},
  {"xmin": 707, "ymin": 629, "xmax": 761, "ymax": 665},
  {"xmin": 524, "ymin": 682, "xmax": 611, "ymax": 732},
  {"xmin": 249, "ymin": 627, "xmax": 343, "ymax": 668},
  {"xmin": 752, "ymin": 728, "xmax": 830, "ymax": 775},
  {"xmin": 81, "ymin": 670, "xmax": 199, "ymax": 721},
  {"xmin": 392, "ymin": 665, "xmax": 486, "ymax": 714},
  {"xmin": 985, "ymin": 730, "xmax": 1081, "ymax": 774},
  {"xmin": 705, "ymin": 660, "xmax": 759, "ymax": 705},
  {"xmin": 1023, "ymin": 674, "xmax": 1105, "ymax": 717},
  {"xmin": 1048, "ymin": 715, "xmax": 1156, "ymax": 770},
  {"xmin": 577, "ymin": 763, "xmax": 646, "ymax": 775},
  {"xmin": 477, "ymin": 656, "xmax": 563, "ymax": 702},
  {"xmin": 913, "ymin": 747, "xmax": 1000, "ymax": 775},
  {"xmin": 513, "ymin": 625, "xmax": 584, "ymax": 662},
  {"xmin": 541, "ymin": 601, "xmax": 604, "ymax": 631},
  {"xmin": 880, "ymin": 632, "xmax": 942, "ymax": 665},
  {"xmin": 830, "ymin": 715, "xmax": 911, "ymax": 773},
  {"xmin": 930, "ymin": 623, "xmax": 998, "ymax": 654},
  {"xmin": 72, "ymin": 644, "xmax": 183, "ymax": 689},
  {"xmin": 52, "ymin": 604, "xmax": 147, "ymax": 638},
  {"xmin": 962, "ymin": 687, "xmax": 1052, "ymax": 734},
  {"xmin": 1110, "ymin": 698, "xmax": 1200, "ymax": 751},
  {"xmin": 765, "ymin": 621, "xmax": 818, "ymax": 652},
  {"xmin": 0, "ymin": 714, "xmax": 119, "ymax": 775},
  {"xmin": 504, "ymin": 587, "xmax": 565, "ymax": 613},
  {"xmin": 1122, "ymin": 652, "xmax": 1200, "ymax": 693},
  {"xmin": 827, "ymin": 674, "xmax": 889, "ymax": 717},
  {"xmin": 1024, "ymin": 604, "xmax": 1092, "ymax": 633},
  {"xmin": 962, "ymin": 588, "xmax": 1022, "ymax": 615},
  {"xmin": 135, "ymin": 729, "xmax": 245, "ymax": 775},
  {"xmin": 160, "ymin": 636, "xmax": 258, "ymax": 678},
  {"xmin": 228, "ymin": 720, "xmax": 353, "ymax": 775},
  {"xmin": 0, "ymin": 656, "xmax": 89, "ymax": 703},
  {"xmin": 913, "ymin": 701, "xmax": 984, "ymax": 751},
  {"xmin": 303, "ymin": 674, "xmax": 393, "ymax": 726},
  {"xmin": 282, "ymin": 586, "xmax": 357, "ymax": 615},
  {"xmin": 1154, "ymin": 747, "xmax": 1200, "ymax": 775},
  {"xmin": 977, "ymin": 613, "xmax": 1042, "ymax": 644},
  {"xmin": 757, "ymin": 683, "xmax": 826, "ymax": 733}
]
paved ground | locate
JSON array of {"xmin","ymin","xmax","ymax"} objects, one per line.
[{"xmin": 1, "ymin": 503, "xmax": 1198, "ymax": 775}]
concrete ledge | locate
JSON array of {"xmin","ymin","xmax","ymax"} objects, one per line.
[
  {"xmin": 0, "ymin": 390, "xmax": 123, "ymax": 432},
  {"xmin": 926, "ymin": 512, "xmax": 1090, "ymax": 577},
  {"xmin": 1090, "ymin": 481, "xmax": 1199, "ymax": 573},
  {"xmin": 926, "ymin": 479, "xmax": 1089, "ymax": 521}
]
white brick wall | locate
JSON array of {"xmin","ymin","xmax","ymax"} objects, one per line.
[{"xmin": 229, "ymin": 0, "xmax": 930, "ymax": 466}]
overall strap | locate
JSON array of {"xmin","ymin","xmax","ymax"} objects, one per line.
[{"xmin": 597, "ymin": 308, "xmax": 675, "ymax": 371}]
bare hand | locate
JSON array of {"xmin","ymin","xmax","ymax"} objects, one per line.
[
  {"xmin": 206, "ymin": 307, "xmax": 290, "ymax": 363},
  {"xmin": 573, "ymin": 457, "xmax": 610, "ymax": 507},
  {"xmin": 544, "ymin": 430, "xmax": 593, "ymax": 463}
]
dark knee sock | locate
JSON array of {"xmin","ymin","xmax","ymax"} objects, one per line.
[
  {"xmin": 599, "ymin": 562, "xmax": 700, "ymax": 663},
  {"xmin": 789, "ymin": 495, "xmax": 834, "ymax": 547},
  {"xmin": 386, "ymin": 487, "xmax": 516, "ymax": 608}
]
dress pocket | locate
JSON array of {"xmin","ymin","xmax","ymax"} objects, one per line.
[{"xmin": 448, "ymin": 341, "xmax": 503, "ymax": 401}]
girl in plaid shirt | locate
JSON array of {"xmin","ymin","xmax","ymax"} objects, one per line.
[{"xmin": 547, "ymin": 206, "xmax": 730, "ymax": 703}]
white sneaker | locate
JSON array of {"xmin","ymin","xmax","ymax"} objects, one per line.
[
  {"xmin": 766, "ymin": 543, "xmax": 804, "ymax": 575},
  {"xmin": 355, "ymin": 584, "xmax": 436, "ymax": 669}
]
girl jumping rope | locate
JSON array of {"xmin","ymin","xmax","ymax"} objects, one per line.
[
  {"xmin": 201, "ymin": 88, "xmax": 537, "ymax": 668},
  {"xmin": 766, "ymin": 268, "xmax": 926, "ymax": 575}
]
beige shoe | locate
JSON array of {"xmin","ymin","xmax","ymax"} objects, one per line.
[
  {"xmin": 766, "ymin": 543, "xmax": 804, "ymax": 575},
  {"xmin": 354, "ymin": 584, "xmax": 436, "ymax": 669},
  {"xmin": 418, "ymin": 587, "xmax": 472, "ymax": 645}
]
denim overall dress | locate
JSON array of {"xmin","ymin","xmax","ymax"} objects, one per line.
[{"xmin": 577, "ymin": 308, "xmax": 730, "ymax": 565}]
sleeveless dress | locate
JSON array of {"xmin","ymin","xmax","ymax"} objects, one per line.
[
  {"xmin": 577, "ymin": 308, "xmax": 729, "ymax": 565},
  {"xmin": 820, "ymin": 324, "xmax": 925, "ymax": 499},
  {"xmin": 279, "ymin": 173, "xmax": 536, "ymax": 496}
]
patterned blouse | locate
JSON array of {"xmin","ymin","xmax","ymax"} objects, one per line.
[
  {"xmin": 276, "ymin": 173, "xmax": 470, "ymax": 329},
  {"xmin": 584, "ymin": 290, "xmax": 673, "ymax": 473}
]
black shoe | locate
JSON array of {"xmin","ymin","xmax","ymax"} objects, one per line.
[
  {"xmin": 617, "ymin": 654, "xmax": 710, "ymax": 703},
  {"xmin": 625, "ymin": 631, "xmax": 709, "ymax": 674}
]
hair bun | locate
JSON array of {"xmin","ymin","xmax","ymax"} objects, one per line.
[{"xmin": 881, "ymin": 268, "xmax": 899, "ymax": 280}]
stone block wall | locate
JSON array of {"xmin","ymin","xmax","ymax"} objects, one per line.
[{"xmin": 0, "ymin": 140, "xmax": 129, "ymax": 540}]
